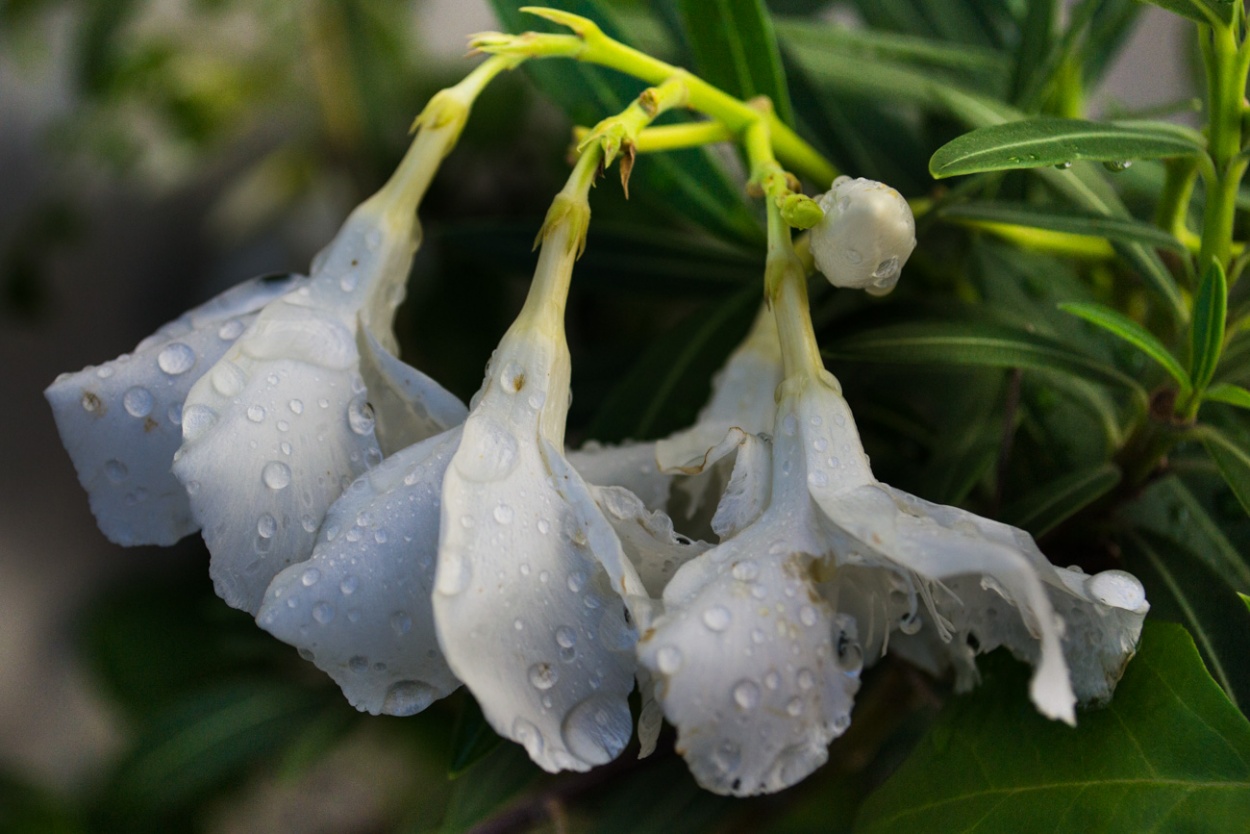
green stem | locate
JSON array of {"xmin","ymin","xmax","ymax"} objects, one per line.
[
  {"xmin": 1198, "ymin": 22, "xmax": 1245, "ymax": 273},
  {"xmin": 1155, "ymin": 156, "xmax": 1199, "ymax": 246}
]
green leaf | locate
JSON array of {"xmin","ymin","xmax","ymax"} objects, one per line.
[
  {"xmin": 854, "ymin": 622, "xmax": 1250, "ymax": 834},
  {"xmin": 489, "ymin": 0, "xmax": 762, "ymax": 243},
  {"xmin": 825, "ymin": 320, "xmax": 1147, "ymax": 397},
  {"xmin": 677, "ymin": 0, "xmax": 794, "ymax": 125},
  {"xmin": 1137, "ymin": 0, "xmax": 1235, "ymax": 27},
  {"xmin": 1242, "ymin": 592, "xmax": 1250, "ymax": 613},
  {"xmin": 448, "ymin": 695, "xmax": 502, "ymax": 776},
  {"xmin": 589, "ymin": 288, "xmax": 760, "ymax": 441},
  {"xmin": 1191, "ymin": 259, "xmax": 1229, "ymax": 392},
  {"xmin": 1122, "ymin": 532, "xmax": 1250, "ymax": 715},
  {"xmin": 1058, "ymin": 301, "xmax": 1190, "ymax": 388},
  {"xmin": 438, "ymin": 743, "xmax": 542, "ymax": 834},
  {"xmin": 1001, "ymin": 462, "xmax": 1121, "ymax": 536},
  {"xmin": 1206, "ymin": 382, "xmax": 1250, "ymax": 410},
  {"xmin": 1198, "ymin": 423, "xmax": 1250, "ymax": 517},
  {"xmin": 930, "ymin": 117, "xmax": 1204, "ymax": 179},
  {"xmin": 942, "ymin": 201, "xmax": 1186, "ymax": 252}
]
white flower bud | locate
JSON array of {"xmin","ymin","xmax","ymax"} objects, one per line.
[{"xmin": 809, "ymin": 176, "xmax": 916, "ymax": 296}]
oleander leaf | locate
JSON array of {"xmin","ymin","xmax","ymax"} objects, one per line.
[
  {"xmin": 1059, "ymin": 301, "xmax": 1190, "ymax": 388},
  {"xmin": 1191, "ymin": 259, "xmax": 1229, "ymax": 392},
  {"xmin": 1001, "ymin": 462, "xmax": 1121, "ymax": 536},
  {"xmin": 1198, "ymin": 423, "xmax": 1250, "ymax": 517}
]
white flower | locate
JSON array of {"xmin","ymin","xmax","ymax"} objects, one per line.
[
  {"xmin": 638, "ymin": 366, "xmax": 1148, "ymax": 796},
  {"xmin": 46, "ymin": 272, "xmax": 302, "ymax": 546},
  {"xmin": 171, "ymin": 103, "xmax": 475, "ymax": 615},
  {"xmin": 809, "ymin": 176, "xmax": 916, "ymax": 296}
]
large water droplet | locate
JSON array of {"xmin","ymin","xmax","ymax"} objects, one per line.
[
  {"xmin": 123, "ymin": 386, "xmax": 153, "ymax": 418},
  {"xmin": 157, "ymin": 343, "xmax": 196, "ymax": 375},
  {"xmin": 702, "ymin": 606, "xmax": 732, "ymax": 632},
  {"xmin": 656, "ymin": 645, "xmax": 683, "ymax": 674},
  {"xmin": 1085, "ymin": 570, "xmax": 1146, "ymax": 610},
  {"xmin": 257, "ymin": 513, "xmax": 277, "ymax": 538},
  {"xmin": 732, "ymin": 680, "xmax": 760, "ymax": 711},
  {"xmin": 301, "ymin": 568, "xmax": 321, "ymax": 587},
  {"xmin": 562, "ymin": 694, "xmax": 630, "ymax": 766},
  {"xmin": 289, "ymin": 398, "xmax": 304, "ymax": 415},
  {"xmin": 528, "ymin": 662, "xmax": 558, "ymax": 690},
  {"xmin": 262, "ymin": 461, "xmax": 292, "ymax": 490},
  {"xmin": 383, "ymin": 680, "xmax": 437, "ymax": 716},
  {"xmin": 246, "ymin": 404, "xmax": 266, "ymax": 423},
  {"xmin": 347, "ymin": 394, "xmax": 375, "ymax": 435}
]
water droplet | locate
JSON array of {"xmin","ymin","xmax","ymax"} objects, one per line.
[
  {"xmin": 528, "ymin": 662, "xmax": 558, "ymax": 690},
  {"xmin": 702, "ymin": 606, "xmax": 732, "ymax": 632},
  {"xmin": 536, "ymin": 519, "xmax": 550, "ymax": 535},
  {"xmin": 167, "ymin": 403, "xmax": 182, "ymax": 425},
  {"xmin": 312, "ymin": 602, "xmax": 335, "ymax": 624},
  {"xmin": 844, "ymin": 248, "xmax": 863, "ymax": 265},
  {"xmin": 262, "ymin": 461, "xmax": 292, "ymax": 490},
  {"xmin": 500, "ymin": 361, "xmax": 526, "ymax": 392},
  {"xmin": 786, "ymin": 697, "xmax": 803, "ymax": 716},
  {"xmin": 555, "ymin": 626, "xmax": 577, "ymax": 649},
  {"xmin": 872, "ymin": 256, "xmax": 899, "ymax": 279},
  {"xmin": 81, "ymin": 392, "xmax": 102, "ymax": 413},
  {"xmin": 732, "ymin": 561, "xmax": 759, "ymax": 582},
  {"xmin": 123, "ymin": 387, "xmax": 153, "ymax": 418},
  {"xmin": 338, "ymin": 575, "xmax": 358, "ymax": 595},
  {"xmin": 710, "ymin": 741, "xmax": 741, "ymax": 777},
  {"xmin": 383, "ymin": 680, "xmax": 437, "ymax": 716},
  {"xmin": 512, "ymin": 718, "xmax": 544, "ymax": 760},
  {"xmin": 257, "ymin": 513, "xmax": 277, "ymax": 538},
  {"xmin": 391, "ymin": 611, "xmax": 413, "ymax": 636},
  {"xmin": 339, "ymin": 272, "xmax": 358, "ymax": 293},
  {"xmin": 96, "ymin": 366, "xmax": 114, "ymax": 379},
  {"xmin": 656, "ymin": 645, "xmax": 683, "ymax": 674},
  {"xmin": 246, "ymin": 404, "xmax": 266, "ymax": 423},
  {"xmin": 157, "ymin": 343, "xmax": 196, "ymax": 375},
  {"xmin": 493, "ymin": 503, "xmax": 514, "ymax": 525},
  {"xmin": 1085, "ymin": 570, "xmax": 1146, "ymax": 610},
  {"xmin": 347, "ymin": 395, "xmax": 375, "ymax": 435},
  {"xmin": 813, "ymin": 437, "xmax": 828, "ymax": 452},
  {"xmin": 808, "ymin": 471, "xmax": 829, "ymax": 488},
  {"xmin": 289, "ymin": 398, "xmax": 304, "ymax": 415},
  {"xmin": 732, "ymin": 680, "xmax": 760, "ymax": 710},
  {"xmin": 899, "ymin": 611, "xmax": 922, "ymax": 635},
  {"xmin": 764, "ymin": 671, "xmax": 780, "ymax": 689},
  {"xmin": 104, "ymin": 459, "xmax": 128, "ymax": 483},
  {"xmin": 218, "ymin": 319, "xmax": 245, "ymax": 340},
  {"xmin": 1103, "ymin": 159, "xmax": 1132, "ymax": 172},
  {"xmin": 797, "ymin": 668, "xmax": 815, "ymax": 690},
  {"xmin": 301, "ymin": 568, "xmax": 321, "ymax": 587},
  {"xmin": 211, "ymin": 361, "xmax": 246, "ymax": 397},
  {"xmin": 562, "ymin": 694, "xmax": 630, "ymax": 766},
  {"xmin": 1053, "ymin": 160, "xmax": 1072, "ymax": 170},
  {"xmin": 782, "ymin": 414, "xmax": 798, "ymax": 435},
  {"xmin": 799, "ymin": 605, "xmax": 818, "ymax": 627},
  {"xmin": 348, "ymin": 655, "xmax": 368, "ymax": 673},
  {"xmin": 567, "ymin": 571, "xmax": 586, "ymax": 594},
  {"xmin": 281, "ymin": 441, "xmax": 292, "ymax": 456},
  {"xmin": 181, "ymin": 404, "xmax": 218, "ymax": 441}
]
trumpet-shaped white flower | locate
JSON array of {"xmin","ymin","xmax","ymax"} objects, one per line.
[
  {"xmin": 46, "ymin": 273, "xmax": 303, "ymax": 546},
  {"xmin": 640, "ymin": 363, "xmax": 1147, "ymax": 796},
  {"xmin": 809, "ymin": 176, "xmax": 916, "ymax": 296}
]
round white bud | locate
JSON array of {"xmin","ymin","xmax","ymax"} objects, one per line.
[{"xmin": 809, "ymin": 176, "xmax": 916, "ymax": 296}]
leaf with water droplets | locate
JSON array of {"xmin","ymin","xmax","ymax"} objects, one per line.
[
  {"xmin": 930, "ymin": 118, "xmax": 1203, "ymax": 179},
  {"xmin": 854, "ymin": 622, "xmax": 1250, "ymax": 834},
  {"xmin": 45, "ymin": 273, "xmax": 301, "ymax": 546}
]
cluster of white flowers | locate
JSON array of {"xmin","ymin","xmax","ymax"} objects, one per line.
[{"xmin": 47, "ymin": 66, "xmax": 1148, "ymax": 797}]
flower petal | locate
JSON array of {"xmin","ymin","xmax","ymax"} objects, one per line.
[
  {"xmin": 590, "ymin": 483, "xmax": 709, "ymax": 600},
  {"xmin": 638, "ymin": 519, "xmax": 861, "ymax": 796},
  {"xmin": 257, "ymin": 428, "xmax": 462, "ymax": 715},
  {"xmin": 568, "ymin": 440, "xmax": 670, "ymax": 511},
  {"xmin": 174, "ymin": 296, "xmax": 382, "ymax": 614},
  {"xmin": 434, "ymin": 335, "xmax": 638, "ymax": 773},
  {"xmin": 45, "ymin": 273, "xmax": 301, "ymax": 546},
  {"xmin": 356, "ymin": 325, "xmax": 468, "ymax": 455}
]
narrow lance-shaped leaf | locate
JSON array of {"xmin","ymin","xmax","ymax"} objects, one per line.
[
  {"xmin": 1001, "ymin": 462, "xmax": 1122, "ymax": 537},
  {"xmin": 825, "ymin": 320, "xmax": 1147, "ymax": 398},
  {"xmin": 1197, "ymin": 423, "xmax": 1250, "ymax": 517},
  {"xmin": 854, "ymin": 622, "xmax": 1250, "ymax": 834},
  {"xmin": 1191, "ymin": 259, "xmax": 1229, "ymax": 392},
  {"xmin": 1205, "ymin": 382, "xmax": 1250, "ymax": 411},
  {"xmin": 677, "ymin": 0, "xmax": 794, "ymax": 125},
  {"xmin": 1139, "ymin": 0, "xmax": 1235, "ymax": 27},
  {"xmin": 930, "ymin": 117, "xmax": 1204, "ymax": 178},
  {"xmin": 942, "ymin": 201, "xmax": 1186, "ymax": 252},
  {"xmin": 1059, "ymin": 301, "xmax": 1191, "ymax": 389}
]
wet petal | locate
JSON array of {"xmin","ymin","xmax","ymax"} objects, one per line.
[
  {"xmin": 258, "ymin": 428, "xmax": 461, "ymax": 715},
  {"xmin": 809, "ymin": 176, "xmax": 916, "ymax": 296},
  {"xmin": 568, "ymin": 440, "xmax": 670, "ymax": 511},
  {"xmin": 174, "ymin": 300, "xmax": 381, "ymax": 614},
  {"xmin": 356, "ymin": 326, "xmax": 468, "ymax": 455},
  {"xmin": 639, "ymin": 520, "xmax": 860, "ymax": 796},
  {"xmin": 434, "ymin": 335, "xmax": 638, "ymax": 773},
  {"xmin": 45, "ymin": 274, "xmax": 301, "ymax": 546},
  {"xmin": 709, "ymin": 431, "xmax": 772, "ymax": 541},
  {"xmin": 590, "ymin": 483, "xmax": 709, "ymax": 600}
]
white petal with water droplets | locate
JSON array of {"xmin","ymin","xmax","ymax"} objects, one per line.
[
  {"xmin": 356, "ymin": 326, "xmax": 467, "ymax": 455},
  {"xmin": 45, "ymin": 273, "xmax": 301, "ymax": 545},
  {"xmin": 434, "ymin": 333, "xmax": 638, "ymax": 773},
  {"xmin": 809, "ymin": 176, "xmax": 916, "ymax": 296},
  {"xmin": 258, "ymin": 428, "xmax": 462, "ymax": 715},
  {"xmin": 568, "ymin": 440, "xmax": 670, "ymax": 511},
  {"xmin": 639, "ymin": 518, "xmax": 860, "ymax": 796},
  {"xmin": 590, "ymin": 484, "xmax": 709, "ymax": 601}
]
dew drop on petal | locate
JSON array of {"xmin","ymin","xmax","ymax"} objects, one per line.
[
  {"xmin": 246, "ymin": 404, "xmax": 266, "ymax": 423},
  {"xmin": 799, "ymin": 605, "xmax": 818, "ymax": 627},
  {"xmin": 211, "ymin": 361, "xmax": 246, "ymax": 397},
  {"xmin": 528, "ymin": 662, "xmax": 558, "ymax": 690},
  {"xmin": 764, "ymin": 670, "xmax": 780, "ymax": 690},
  {"xmin": 702, "ymin": 606, "xmax": 732, "ymax": 632},
  {"xmin": 312, "ymin": 602, "xmax": 335, "ymax": 624},
  {"xmin": 347, "ymin": 394, "xmax": 375, "ymax": 435},
  {"xmin": 656, "ymin": 645, "xmax": 683, "ymax": 674},
  {"xmin": 104, "ymin": 460, "xmax": 128, "ymax": 483},
  {"xmin": 732, "ymin": 561, "xmax": 759, "ymax": 582},
  {"xmin": 513, "ymin": 718, "xmax": 544, "ymax": 760},
  {"xmin": 455, "ymin": 417, "xmax": 519, "ymax": 482},
  {"xmin": 340, "ymin": 575, "xmax": 358, "ymax": 595},
  {"xmin": 257, "ymin": 513, "xmax": 277, "ymax": 538},
  {"xmin": 562, "ymin": 694, "xmax": 630, "ymax": 766},
  {"xmin": 123, "ymin": 386, "xmax": 153, "ymax": 418},
  {"xmin": 391, "ymin": 611, "xmax": 413, "ymax": 636},
  {"xmin": 536, "ymin": 519, "xmax": 550, "ymax": 535},
  {"xmin": 710, "ymin": 742, "xmax": 741, "ymax": 777},
  {"xmin": 181, "ymin": 405, "xmax": 219, "ymax": 441},
  {"xmin": 301, "ymin": 568, "xmax": 321, "ymax": 587},
  {"xmin": 383, "ymin": 680, "xmax": 437, "ymax": 716},
  {"xmin": 732, "ymin": 680, "xmax": 760, "ymax": 711},
  {"xmin": 786, "ymin": 697, "xmax": 803, "ymax": 716},
  {"xmin": 218, "ymin": 319, "xmax": 245, "ymax": 340},
  {"xmin": 348, "ymin": 656, "xmax": 368, "ymax": 673},
  {"xmin": 262, "ymin": 461, "xmax": 292, "ymax": 490},
  {"xmin": 555, "ymin": 626, "xmax": 577, "ymax": 649},
  {"xmin": 157, "ymin": 343, "xmax": 196, "ymax": 375},
  {"xmin": 797, "ymin": 668, "xmax": 815, "ymax": 691},
  {"xmin": 567, "ymin": 571, "xmax": 586, "ymax": 594},
  {"xmin": 81, "ymin": 392, "xmax": 102, "ymax": 413},
  {"xmin": 289, "ymin": 399, "xmax": 304, "ymax": 415},
  {"xmin": 493, "ymin": 503, "xmax": 514, "ymax": 525}
]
